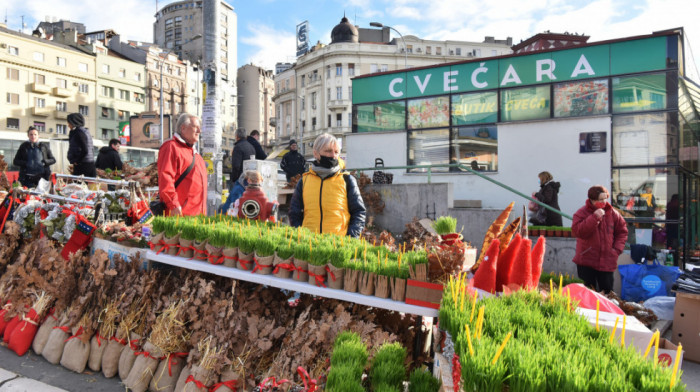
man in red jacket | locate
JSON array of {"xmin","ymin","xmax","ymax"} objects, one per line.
[
  {"xmin": 572, "ymin": 185, "xmax": 629, "ymax": 293},
  {"xmin": 157, "ymin": 113, "xmax": 208, "ymax": 216}
]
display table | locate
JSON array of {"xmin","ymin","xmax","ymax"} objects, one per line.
[{"xmin": 146, "ymin": 250, "xmax": 438, "ymax": 317}]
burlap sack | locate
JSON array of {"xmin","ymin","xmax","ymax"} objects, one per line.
[
  {"xmin": 213, "ymin": 369, "xmax": 240, "ymax": 392},
  {"xmin": 292, "ymin": 259, "xmax": 309, "ymax": 282},
  {"xmin": 359, "ymin": 271, "xmax": 376, "ymax": 296},
  {"xmin": 178, "ymin": 237, "xmax": 195, "ymax": 259},
  {"xmin": 119, "ymin": 332, "xmax": 141, "ymax": 381},
  {"xmin": 326, "ymin": 264, "xmax": 344, "ymax": 290},
  {"xmin": 32, "ymin": 312, "xmax": 58, "ymax": 355},
  {"xmin": 60, "ymin": 327, "xmax": 91, "ymax": 373},
  {"xmin": 193, "ymin": 240, "xmax": 209, "ymax": 261},
  {"xmin": 174, "ymin": 365, "xmax": 192, "ymax": 392},
  {"xmin": 236, "ymin": 250, "xmax": 254, "ymax": 271},
  {"xmin": 164, "ymin": 234, "xmax": 181, "ymax": 256},
  {"xmin": 87, "ymin": 333, "xmax": 108, "ymax": 372},
  {"xmin": 150, "ymin": 232, "xmax": 165, "ymax": 253},
  {"xmin": 307, "ymin": 264, "xmax": 327, "ymax": 287},
  {"xmin": 205, "ymin": 243, "xmax": 224, "ymax": 265},
  {"xmin": 252, "ymin": 252, "xmax": 274, "ymax": 275},
  {"xmin": 149, "ymin": 352, "xmax": 187, "ymax": 392},
  {"xmin": 344, "ymin": 269, "xmax": 360, "ymax": 293},
  {"xmin": 126, "ymin": 341, "xmax": 164, "ymax": 392},
  {"xmin": 102, "ymin": 333, "xmax": 127, "ymax": 378},
  {"xmin": 41, "ymin": 317, "xmax": 70, "ymax": 365},
  {"xmin": 222, "ymin": 248, "xmax": 238, "ymax": 268},
  {"xmin": 183, "ymin": 364, "xmax": 218, "ymax": 392},
  {"xmin": 272, "ymin": 253, "xmax": 295, "ymax": 279},
  {"xmin": 391, "ymin": 277, "xmax": 407, "ymax": 302},
  {"xmin": 375, "ymin": 275, "xmax": 390, "ymax": 299}
]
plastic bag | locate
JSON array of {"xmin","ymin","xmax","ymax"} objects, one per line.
[
  {"xmin": 563, "ymin": 283, "xmax": 624, "ymax": 315},
  {"xmin": 618, "ymin": 259, "xmax": 681, "ymax": 302},
  {"xmin": 643, "ymin": 296, "xmax": 676, "ymax": 320}
]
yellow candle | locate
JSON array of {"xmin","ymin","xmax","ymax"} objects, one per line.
[
  {"xmin": 491, "ymin": 332, "xmax": 512, "ymax": 365},
  {"xmin": 643, "ymin": 331, "xmax": 659, "ymax": 359},
  {"xmin": 558, "ymin": 274, "xmax": 563, "ymax": 296},
  {"xmin": 469, "ymin": 292, "xmax": 477, "ymax": 322},
  {"xmin": 476, "ymin": 306, "xmax": 485, "ymax": 339},
  {"xmin": 549, "ymin": 279, "xmax": 554, "ymax": 302},
  {"xmin": 465, "ymin": 324, "xmax": 474, "ymax": 356},
  {"xmin": 596, "ymin": 300, "xmax": 600, "ymax": 331},
  {"xmin": 620, "ymin": 316, "xmax": 626, "ymax": 347},
  {"xmin": 654, "ymin": 329, "xmax": 660, "ymax": 366},
  {"xmin": 354, "ymin": 247, "xmax": 358, "ymax": 260},
  {"xmin": 670, "ymin": 343, "xmax": 683, "ymax": 388},
  {"xmin": 609, "ymin": 317, "xmax": 619, "ymax": 345}
]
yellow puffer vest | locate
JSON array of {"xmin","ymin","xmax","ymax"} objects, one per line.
[{"xmin": 301, "ymin": 169, "xmax": 351, "ymax": 236}]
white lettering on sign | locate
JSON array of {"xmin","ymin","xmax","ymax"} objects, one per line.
[
  {"xmin": 571, "ymin": 54, "xmax": 595, "ymax": 78},
  {"xmin": 471, "ymin": 63, "xmax": 489, "ymax": 89},
  {"xmin": 414, "ymin": 74, "xmax": 431, "ymax": 94},
  {"xmin": 389, "ymin": 78, "xmax": 404, "ymax": 97},
  {"xmin": 443, "ymin": 71, "xmax": 458, "ymax": 91},
  {"xmin": 500, "ymin": 64, "xmax": 522, "ymax": 86},
  {"xmin": 536, "ymin": 59, "xmax": 556, "ymax": 81}
]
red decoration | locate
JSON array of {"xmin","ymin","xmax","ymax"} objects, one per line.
[
  {"xmin": 8, "ymin": 308, "xmax": 40, "ymax": 356},
  {"xmin": 495, "ymin": 234, "xmax": 522, "ymax": 292},
  {"xmin": 529, "ymin": 236, "xmax": 546, "ymax": 289},
  {"xmin": 3, "ymin": 315, "xmax": 21, "ymax": 344},
  {"xmin": 508, "ymin": 238, "xmax": 532, "ymax": 289},
  {"xmin": 471, "ymin": 239, "xmax": 500, "ymax": 294}
]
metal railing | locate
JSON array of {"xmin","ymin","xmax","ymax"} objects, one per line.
[{"xmin": 346, "ymin": 163, "xmax": 573, "ymax": 221}]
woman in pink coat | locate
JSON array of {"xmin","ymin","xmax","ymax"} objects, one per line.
[{"xmin": 572, "ymin": 185, "xmax": 629, "ymax": 293}]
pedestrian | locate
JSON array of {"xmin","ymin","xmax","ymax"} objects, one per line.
[
  {"xmin": 13, "ymin": 126, "xmax": 56, "ymax": 188},
  {"xmin": 531, "ymin": 171, "xmax": 563, "ymax": 226},
  {"xmin": 280, "ymin": 139, "xmax": 306, "ymax": 181},
  {"xmin": 230, "ymin": 128, "xmax": 256, "ymax": 184},
  {"xmin": 157, "ymin": 113, "xmax": 208, "ymax": 216},
  {"xmin": 572, "ymin": 185, "xmax": 629, "ymax": 293},
  {"xmin": 67, "ymin": 113, "xmax": 96, "ymax": 177},
  {"xmin": 95, "ymin": 139, "xmax": 123, "ymax": 171},
  {"xmin": 288, "ymin": 133, "xmax": 366, "ymax": 237},
  {"xmin": 247, "ymin": 130, "xmax": 268, "ymax": 160}
]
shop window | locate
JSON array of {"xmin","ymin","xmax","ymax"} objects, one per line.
[
  {"xmin": 500, "ymin": 85, "xmax": 551, "ymax": 122},
  {"xmin": 612, "ymin": 112, "xmax": 677, "ymax": 166},
  {"xmin": 354, "ymin": 101, "xmax": 406, "ymax": 133},
  {"xmin": 451, "ymin": 91, "xmax": 498, "ymax": 125},
  {"xmin": 451, "ymin": 125, "xmax": 498, "ymax": 172},
  {"xmin": 612, "ymin": 73, "xmax": 667, "ymax": 113},
  {"xmin": 407, "ymin": 129, "xmax": 449, "ymax": 173},
  {"xmin": 407, "ymin": 96, "xmax": 450, "ymax": 129},
  {"xmin": 554, "ymin": 79, "xmax": 609, "ymax": 118}
]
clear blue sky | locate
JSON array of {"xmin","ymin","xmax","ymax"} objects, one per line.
[{"xmin": 4, "ymin": 0, "xmax": 700, "ymax": 78}]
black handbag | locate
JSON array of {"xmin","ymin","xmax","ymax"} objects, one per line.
[
  {"xmin": 150, "ymin": 154, "xmax": 196, "ymax": 216},
  {"xmin": 372, "ymin": 158, "xmax": 393, "ymax": 184}
]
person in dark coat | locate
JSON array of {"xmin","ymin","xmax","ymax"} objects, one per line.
[
  {"xmin": 280, "ymin": 139, "xmax": 306, "ymax": 181},
  {"xmin": 66, "ymin": 113, "xmax": 96, "ymax": 177},
  {"xmin": 532, "ymin": 171, "xmax": 563, "ymax": 226},
  {"xmin": 13, "ymin": 126, "xmax": 56, "ymax": 188},
  {"xmin": 95, "ymin": 138, "xmax": 123, "ymax": 171},
  {"xmin": 247, "ymin": 130, "xmax": 267, "ymax": 160},
  {"xmin": 230, "ymin": 128, "xmax": 256, "ymax": 183},
  {"xmin": 572, "ymin": 185, "xmax": 629, "ymax": 293}
]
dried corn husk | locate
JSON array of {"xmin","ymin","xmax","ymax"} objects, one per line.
[
  {"xmin": 472, "ymin": 202, "xmax": 514, "ymax": 271},
  {"xmin": 498, "ymin": 217, "xmax": 521, "ymax": 254}
]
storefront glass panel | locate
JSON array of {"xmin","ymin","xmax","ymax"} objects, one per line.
[
  {"xmin": 407, "ymin": 129, "xmax": 450, "ymax": 173},
  {"xmin": 554, "ymin": 79, "xmax": 609, "ymax": 118},
  {"xmin": 500, "ymin": 85, "xmax": 551, "ymax": 121},
  {"xmin": 451, "ymin": 91, "xmax": 498, "ymax": 125},
  {"xmin": 407, "ymin": 96, "xmax": 450, "ymax": 129},
  {"xmin": 612, "ymin": 73, "xmax": 667, "ymax": 113},
  {"xmin": 354, "ymin": 101, "xmax": 406, "ymax": 133},
  {"xmin": 451, "ymin": 125, "xmax": 498, "ymax": 172},
  {"xmin": 612, "ymin": 112, "xmax": 677, "ymax": 166}
]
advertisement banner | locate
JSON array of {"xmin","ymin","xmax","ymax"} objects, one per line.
[
  {"xmin": 129, "ymin": 113, "xmax": 171, "ymax": 148},
  {"xmin": 296, "ymin": 21, "xmax": 309, "ymax": 57}
]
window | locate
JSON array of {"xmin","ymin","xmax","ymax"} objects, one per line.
[
  {"xmin": 33, "ymin": 52, "xmax": 45, "ymax": 62},
  {"xmin": 474, "ymin": 49, "xmax": 481, "ymax": 56},
  {"xmin": 6, "ymin": 93, "xmax": 18, "ymax": 105},
  {"xmin": 327, "ymin": 88, "xmax": 331, "ymax": 101},
  {"xmin": 554, "ymin": 79, "xmax": 609, "ymax": 118},
  {"xmin": 8, "ymin": 46, "xmax": 18, "ymax": 56},
  {"xmin": 612, "ymin": 73, "xmax": 667, "ymax": 113},
  {"xmin": 79, "ymin": 105, "xmax": 89, "ymax": 116},
  {"xmin": 370, "ymin": 64, "xmax": 378, "ymax": 73},
  {"xmin": 78, "ymin": 63, "xmax": 88, "ymax": 72},
  {"xmin": 426, "ymin": 46, "xmax": 432, "ymax": 54},
  {"xmin": 336, "ymin": 63, "xmax": 342, "ymax": 76},
  {"xmin": 408, "ymin": 96, "xmax": 450, "ymax": 129},
  {"xmin": 326, "ymin": 66, "xmax": 331, "ymax": 79},
  {"xmin": 79, "ymin": 83, "xmax": 89, "ymax": 93},
  {"xmin": 119, "ymin": 89, "xmax": 130, "ymax": 101},
  {"xmin": 612, "ymin": 112, "xmax": 675, "ymax": 166},
  {"xmin": 436, "ymin": 47, "xmax": 442, "ymax": 55},
  {"xmin": 134, "ymin": 72, "xmax": 142, "ymax": 82},
  {"xmin": 408, "ymin": 129, "xmax": 449, "ymax": 172},
  {"xmin": 165, "ymin": 18, "xmax": 173, "ymax": 28},
  {"xmin": 102, "ymin": 64, "xmax": 110, "ymax": 74},
  {"xmin": 35, "ymin": 98, "xmax": 46, "ymax": 108},
  {"xmin": 118, "ymin": 110, "xmax": 130, "ymax": 120},
  {"xmin": 336, "ymin": 87, "xmax": 342, "ymax": 100},
  {"xmin": 354, "ymin": 101, "xmax": 406, "ymax": 133},
  {"xmin": 611, "ymin": 168, "xmax": 678, "ymax": 225},
  {"xmin": 134, "ymin": 93, "xmax": 145, "ymax": 103},
  {"xmin": 56, "ymin": 124, "xmax": 67, "ymax": 135},
  {"xmin": 456, "ymin": 48, "xmax": 462, "ymax": 56},
  {"xmin": 35, "ymin": 74, "xmax": 46, "ymax": 84},
  {"xmin": 301, "ymin": 98, "xmax": 305, "ymax": 110},
  {"xmin": 311, "ymin": 92, "xmax": 317, "ymax": 109},
  {"xmin": 101, "ymin": 86, "xmax": 114, "ymax": 97},
  {"xmin": 349, "ymin": 87, "xmax": 352, "ymax": 101},
  {"xmin": 312, "ymin": 117, "xmax": 316, "ymax": 130},
  {"xmin": 56, "ymin": 101, "xmax": 67, "ymax": 112},
  {"xmin": 6, "ymin": 68, "xmax": 19, "ymax": 80},
  {"xmin": 118, "ymin": 68, "xmax": 126, "ymax": 78},
  {"xmin": 451, "ymin": 91, "xmax": 498, "ymax": 125},
  {"xmin": 451, "ymin": 125, "xmax": 498, "ymax": 172},
  {"xmin": 56, "ymin": 78, "xmax": 67, "ymax": 89},
  {"xmin": 348, "ymin": 64, "xmax": 355, "ymax": 76},
  {"xmin": 101, "ymin": 107, "xmax": 113, "ymax": 119},
  {"xmin": 406, "ymin": 45, "xmax": 413, "ymax": 54},
  {"xmin": 301, "ymin": 75, "xmax": 305, "ymax": 87},
  {"xmin": 6, "ymin": 118, "xmax": 19, "ymax": 129},
  {"xmin": 101, "ymin": 129, "xmax": 113, "ymax": 139},
  {"xmin": 380, "ymin": 64, "xmax": 388, "ymax": 72},
  {"xmin": 34, "ymin": 122, "xmax": 46, "ymax": 133},
  {"xmin": 500, "ymin": 85, "xmax": 551, "ymax": 122},
  {"xmin": 327, "ymin": 114, "xmax": 331, "ymax": 128},
  {"xmin": 57, "ymin": 57, "xmax": 66, "ymax": 67},
  {"xmin": 336, "ymin": 113, "xmax": 342, "ymax": 127}
]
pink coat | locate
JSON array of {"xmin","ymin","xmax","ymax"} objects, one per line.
[{"xmin": 572, "ymin": 199, "xmax": 629, "ymax": 272}]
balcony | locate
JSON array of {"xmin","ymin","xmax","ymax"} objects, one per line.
[
  {"xmin": 52, "ymin": 87, "xmax": 72, "ymax": 97},
  {"xmin": 32, "ymin": 107, "xmax": 51, "ymax": 116},
  {"xmin": 328, "ymin": 99, "xmax": 350, "ymax": 110},
  {"xmin": 31, "ymin": 82, "xmax": 51, "ymax": 94},
  {"xmin": 55, "ymin": 111, "xmax": 68, "ymax": 120},
  {"xmin": 308, "ymin": 76, "xmax": 322, "ymax": 88}
]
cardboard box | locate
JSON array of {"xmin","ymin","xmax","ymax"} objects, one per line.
[
  {"xmin": 432, "ymin": 352, "xmax": 454, "ymax": 392},
  {"xmin": 91, "ymin": 238, "xmax": 147, "ymax": 269},
  {"xmin": 673, "ymin": 291, "xmax": 700, "ymax": 362}
]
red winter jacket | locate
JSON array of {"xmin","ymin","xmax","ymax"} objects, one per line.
[
  {"xmin": 572, "ymin": 199, "xmax": 629, "ymax": 272},
  {"xmin": 157, "ymin": 135, "xmax": 208, "ymax": 216}
]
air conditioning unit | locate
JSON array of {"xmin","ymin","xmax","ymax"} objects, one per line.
[
  {"xmin": 73, "ymin": 82, "xmax": 79, "ymax": 86},
  {"xmin": 0, "ymin": 43, "xmax": 6, "ymax": 48}
]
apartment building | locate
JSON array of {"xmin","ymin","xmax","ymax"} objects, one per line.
[{"xmin": 237, "ymin": 64, "xmax": 275, "ymax": 148}]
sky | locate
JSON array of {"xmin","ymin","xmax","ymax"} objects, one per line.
[{"xmin": 3, "ymin": 0, "xmax": 700, "ymax": 78}]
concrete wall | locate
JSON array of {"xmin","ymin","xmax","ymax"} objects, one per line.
[{"xmin": 368, "ymin": 183, "xmax": 452, "ymax": 233}]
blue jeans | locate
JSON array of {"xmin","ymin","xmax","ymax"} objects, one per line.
[{"xmin": 219, "ymin": 181, "xmax": 246, "ymax": 214}]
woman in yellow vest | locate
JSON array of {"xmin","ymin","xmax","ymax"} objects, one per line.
[{"xmin": 288, "ymin": 133, "xmax": 366, "ymax": 237}]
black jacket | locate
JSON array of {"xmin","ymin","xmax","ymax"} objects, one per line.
[
  {"xmin": 67, "ymin": 126, "xmax": 94, "ymax": 164},
  {"xmin": 280, "ymin": 150, "xmax": 306, "ymax": 180},
  {"xmin": 95, "ymin": 146, "xmax": 123, "ymax": 171},
  {"xmin": 247, "ymin": 136, "xmax": 267, "ymax": 160},
  {"xmin": 230, "ymin": 138, "xmax": 256, "ymax": 182},
  {"xmin": 535, "ymin": 180, "xmax": 563, "ymax": 226},
  {"xmin": 13, "ymin": 141, "xmax": 55, "ymax": 186}
]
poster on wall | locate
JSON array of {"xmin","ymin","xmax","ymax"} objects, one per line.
[
  {"xmin": 355, "ymin": 101, "xmax": 406, "ymax": 133},
  {"xmin": 129, "ymin": 113, "xmax": 171, "ymax": 148},
  {"xmin": 579, "ymin": 131, "xmax": 607, "ymax": 153},
  {"xmin": 407, "ymin": 96, "xmax": 450, "ymax": 129},
  {"xmin": 554, "ymin": 79, "xmax": 609, "ymax": 117}
]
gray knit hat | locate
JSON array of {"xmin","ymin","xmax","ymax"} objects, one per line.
[{"xmin": 67, "ymin": 113, "xmax": 85, "ymax": 128}]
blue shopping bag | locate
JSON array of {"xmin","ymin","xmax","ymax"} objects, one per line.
[{"xmin": 618, "ymin": 259, "xmax": 681, "ymax": 302}]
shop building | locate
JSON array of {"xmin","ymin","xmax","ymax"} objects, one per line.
[{"xmin": 348, "ymin": 28, "xmax": 700, "ymax": 265}]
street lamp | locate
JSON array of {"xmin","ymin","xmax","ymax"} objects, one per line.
[
  {"xmin": 159, "ymin": 49, "xmax": 174, "ymax": 145},
  {"xmin": 370, "ymin": 22, "xmax": 407, "ymax": 69}
]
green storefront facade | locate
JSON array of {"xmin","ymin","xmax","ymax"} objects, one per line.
[{"xmin": 352, "ymin": 29, "xmax": 700, "ymax": 266}]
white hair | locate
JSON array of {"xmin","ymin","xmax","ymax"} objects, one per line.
[
  {"xmin": 312, "ymin": 133, "xmax": 339, "ymax": 156},
  {"xmin": 175, "ymin": 113, "xmax": 199, "ymax": 135}
]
